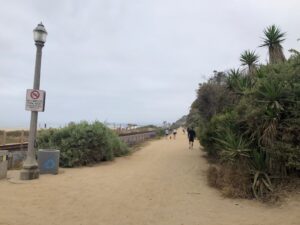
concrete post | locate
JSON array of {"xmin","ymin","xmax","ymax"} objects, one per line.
[{"xmin": 20, "ymin": 42, "xmax": 44, "ymax": 180}]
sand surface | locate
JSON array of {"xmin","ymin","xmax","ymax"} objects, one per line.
[
  {"xmin": 0, "ymin": 128, "xmax": 28, "ymax": 131},
  {"xmin": 0, "ymin": 132, "xmax": 299, "ymax": 225}
]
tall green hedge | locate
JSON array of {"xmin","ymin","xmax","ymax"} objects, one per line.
[
  {"xmin": 37, "ymin": 121, "xmax": 129, "ymax": 167},
  {"xmin": 187, "ymin": 52, "xmax": 300, "ymax": 199}
]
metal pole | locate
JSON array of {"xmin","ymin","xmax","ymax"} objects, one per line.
[{"xmin": 20, "ymin": 42, "xmax": 44, "ymax": 180}]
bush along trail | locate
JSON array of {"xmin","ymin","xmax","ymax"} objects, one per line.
[
  {"xmin": 37, "ymin": 121, "xmax": 130, "ymax": 167},
  {"xmin": 37, "ymin": 121, "xmax": 164, "ymax": 168},
  {"xmin": 186, "ymin": 24, "xmax": 300, "ymax": 200}
]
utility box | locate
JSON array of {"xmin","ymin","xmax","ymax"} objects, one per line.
[
  {"xmin": 38, "ymin": 149, "xmax": 60, "ymax": 175},
  {"xmin": 0, "ymin": 151, "xmax": 8, "ymax": 179}
]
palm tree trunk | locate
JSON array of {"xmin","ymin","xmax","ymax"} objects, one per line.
[{"xmin": 269, "ymin": 46, "xmax": 286, "ymax": 64}]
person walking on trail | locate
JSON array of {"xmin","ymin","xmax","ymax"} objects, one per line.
[
  {"xmin": 173, "ymin": 129, "xmax": 177, "ymax": 139},
  {"xmin": 165, "ymin": 129, "xmax": 169, "ymax": 139},
  {"xmin": 187, "ymin": 127, "xmax": 196, "ymax": 149}
]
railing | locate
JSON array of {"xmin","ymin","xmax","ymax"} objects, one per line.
[
  {"xmin": 0, "ymin": 130, "xmax": 28, "ymax": 147},
  {"xmin": 119, "ymin": 131, "xmax": 157, "ymax": 146},
  {"xmin": 0, "ymin": 143, "xmax": 28, "ymax": 151},
  {"xmin": 0, "ymin": 130, "xmax": 157, "ymax": 151}
]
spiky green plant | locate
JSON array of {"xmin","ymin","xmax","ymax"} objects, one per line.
[
  {"xmin": 256, "ymin": 78, "xmax": 285, "ymax": 110},
  {"xmin": 213, "ymin": 129, "xmax": 251, "ymax": 163},
  {"xmin": 240, "ymin": 50, "xmax": 259, "ymax": 75},
  {"xmin": 250, "ymin": 150, "xmax": 273, "ymax": 199},
  {"xmin": 260, "ymin": 25, "xmax": 286, "ymax": 64},
  {"xmin": 227, "ymin": 69, "xmax": 252, "ymax": 94}
]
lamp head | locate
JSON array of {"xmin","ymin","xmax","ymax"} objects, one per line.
[{"xmin": 33, "ymin": 23, "xmax": 47, "ymax": 43}]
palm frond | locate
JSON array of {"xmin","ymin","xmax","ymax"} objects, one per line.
[
  {"xmin": 259, "ymin": 25, "xmax": 286, "ymax": 64},
  {"xmin": 240, "ymin": 50, "xmax": 259, "ymax": 67},
  {"xmin": 260, "ymin": 24, "xmax": 286, "ymax": 48}
]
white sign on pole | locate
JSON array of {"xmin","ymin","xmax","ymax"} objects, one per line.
[{"xmin": 25, "ymin": 89, "xmax": 46, "ymax": 112}]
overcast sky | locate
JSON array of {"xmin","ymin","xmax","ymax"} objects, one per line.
[{"xmin": 0, "ymin": 0, "xmax": 299, "ymax": 128}]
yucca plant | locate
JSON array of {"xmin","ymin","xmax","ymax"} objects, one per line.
[
  {"xmin": 255, "ymin": 78, "xmax": 286, "ymax": 111},
  {"xmin": 213, "ymin": 129, "xmax": 251, "ymax": 163},
  {"xmin": 259, "ymin": 109, "xmax": 279, "ymax": 147},
  {"xmin": 249, "ymin": 78, "xmax": 284, "ymax": 147},
  {"xmin": 227, "ymin": 69, "xmax": 240, "ymax": 92},
  {"xmin": 250, "ymin": 150, "xmax": 273, "ymax": 199},
  {"xmin": 227, "ymin": 69, "xmax": 252, "ymax": 94},
  {"xmin": 240, "ymin": 50, "xmax": 259, "ymax": 75},
  {"xmin": 260, "ymin": 25, "xmax": 286, "ymax": 64}
]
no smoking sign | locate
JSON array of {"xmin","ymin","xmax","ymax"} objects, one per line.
[
  {"xmin": 25, "ymin": 89, "xmax": 46, "ymax": 112},
  {"xmin": 30, "ymin": 90, "xmax": 40, "ymax": 99}
]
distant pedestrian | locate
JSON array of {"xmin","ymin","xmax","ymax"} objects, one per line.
[
  {"xmin": 182, "ymin": 128, "xmax": 185, "ymax": 134},
  {"xmin": 187, "ymin": 127, "xmax": 196, "ymax": 149},
  {"xmin": 165, "ymin": 129, "xmax": 169, "ymax": 139},
  {"xmin": 173, "ymin": 129, "xmax": 177, "ymax": 139}
]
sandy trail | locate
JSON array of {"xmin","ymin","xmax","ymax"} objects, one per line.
[{"xmin": 0, "ymin": 132, "xmax": 299, "ymax": 225}]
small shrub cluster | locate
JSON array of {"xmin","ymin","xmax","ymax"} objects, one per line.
[
  {"xmin": 37, "ymin": 121, "xmax": 129, "ymax": 167},
  {"xmin": 155, "ymin": 128, "xmax": 166, "ymax": 137},
  {"xmin": 187, "ymin": 25, "xmax": 300, "ymax": 200}
]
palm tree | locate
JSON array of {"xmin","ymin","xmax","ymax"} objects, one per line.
[
  {"xmin": 260, "ymin": 25, "xmax": 286, "ymax": 64},
  {"xmin": 240, "ymin": 50, "xmax": 259, "ymax": 75}
]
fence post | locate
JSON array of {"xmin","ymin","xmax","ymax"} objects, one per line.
[
  {"xmin": 20, "ymin": 130, "xmax": 24, "ymax": 144},
  {"xmin": 2, "ymin": 131, "xmax": 6, "ymax": 145},
  {"xmin": 20, "ymin": 130, "xmax": 24, "ymax": 151}
]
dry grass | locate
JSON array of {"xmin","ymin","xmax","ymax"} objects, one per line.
[
  {"xmin": 207, "ymin": 165, "xmax": 252, "ymax": 199},
  {"xmin": 266, "ymin": 177, "xmax": 300, "ymax": 204},
  {"xmin": 207, "ymin": 164, "xmax": 300, "ymax": 202}
]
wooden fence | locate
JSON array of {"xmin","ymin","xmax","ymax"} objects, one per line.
[{"xmin": 0, "ymin": 130, "xmax": 28, "ymax": 146}]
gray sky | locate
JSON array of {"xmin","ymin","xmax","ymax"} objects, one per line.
[{"xmin": 1, "ymin": 0, "xmax": 300, "ymax": 128}]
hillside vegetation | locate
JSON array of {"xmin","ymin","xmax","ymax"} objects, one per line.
[{"xmin": 187, "ymin": 25, "xmax": 300, "ymax": 200}]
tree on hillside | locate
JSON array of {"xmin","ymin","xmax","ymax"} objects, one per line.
[
  {"xmin": 240, "ymin": 50, "xmax": 259, "ymax": 75},
  {"xmin": 260, "ymin": 25, "xmax": 286, "ymax": 64},
  {"xmin": 209, "ymin": 71, "xmax": 227, "ymax": 85}
]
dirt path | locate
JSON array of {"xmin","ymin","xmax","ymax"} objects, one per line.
[{"xmin": 0, "ymin": 132, "xmax": 299, "ymax": 225}]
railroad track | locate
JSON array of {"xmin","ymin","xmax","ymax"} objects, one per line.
[
  {"xmin": 0, "ymin": 130, "xmax": 157, "ymax": 151},
  {"xmin": 0, "ymin": 143, "xmax": 28, "ymax": 151}
]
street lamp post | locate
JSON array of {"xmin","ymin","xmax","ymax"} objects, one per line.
[{"xmin": 20, "ymin": 23, "xmax": 48, "ymax": 180}]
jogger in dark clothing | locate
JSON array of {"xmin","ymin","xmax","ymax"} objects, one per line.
[{"xmin": 187, "ymin": 127, "xmax": 196, "ymax": 149}]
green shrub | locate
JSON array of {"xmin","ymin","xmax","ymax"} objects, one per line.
[
  {"xmin": 227, "ymin": 69, "xmax": 253, "ymax": 95},
  {"xmin": 37, "ymin": 121, "xmax": 129, "ymax": 167},
  {"xmin": 198, "ymin": 111, "xmax": 239, "ymax": 157},
  {"xmin": 155, "ymin": 128, "xmax": 165, "ymax": 137}
]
